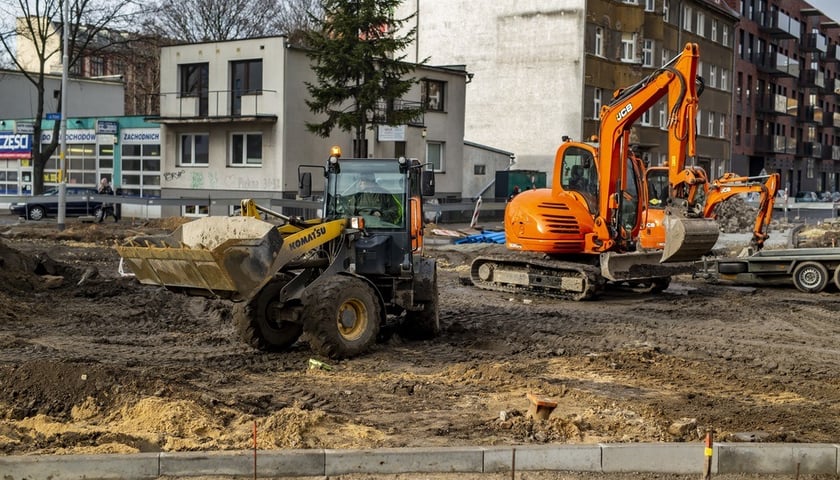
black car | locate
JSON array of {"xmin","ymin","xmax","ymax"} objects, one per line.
[{"xmin": 9, "ymin": 187, "xmax": 103, "ymax": 221}]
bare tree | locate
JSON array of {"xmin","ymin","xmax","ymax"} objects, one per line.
[
  {"xmin": 275, "ymin": 0, "xmax": 322, "ymax": 46},
  {"xmin": 0, "ymin": 0, "xmax": 141, "ymax": 195},
  {"xmin": 143, "ymin": 0, "xmax": 321, "ymax": 43}
]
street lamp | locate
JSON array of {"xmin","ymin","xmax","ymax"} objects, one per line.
[{"xmin": 57, "ymin": 0, "xmax": 69, "ymax": 231}]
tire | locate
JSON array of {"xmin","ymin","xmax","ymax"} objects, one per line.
[
  {"xmin": 834, "ymin": 265, "xmax": 840, "ymax": 292},
  {"xmin": 303, "ymin": 275, "xmax": 381, "ymax": 359},
  {"xmin": 28, "ymin": 205, "xmax": 46, "ymax": 221},
  {"xmin": 401, "ymin": 267, "xmax": 440, "ymax": 340},
  {"xmin": 234, "ymin": 279, "xmax": 303, "ymax": 351},
  {"xmin": 792, "ymin": 261, "xmax": 829, "ymax": 293}
]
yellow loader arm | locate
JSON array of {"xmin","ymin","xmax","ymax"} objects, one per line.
[{"xmin": 116, "ymin": 216, "xmax": 349, "ymax": 301}]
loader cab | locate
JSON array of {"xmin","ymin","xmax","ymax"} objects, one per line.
[{"xmin": 557, "ymin": 144, "xmax": 599, "ymax": 213}]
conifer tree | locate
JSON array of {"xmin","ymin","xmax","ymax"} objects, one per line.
[{"xmin": 305, "ymin": 0, "xmax": 424, "ymax": 157}]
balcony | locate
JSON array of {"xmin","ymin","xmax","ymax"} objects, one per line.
[
  {"xmin": 828, "ymin": 44, "xmax": 840, "ymax": 63},
  {"xmin": 799, "ymin": 69, "xmax": 826, "ymax": 89},
  {"xmin": 755, "ymin": 135, "xmax": 797, "ymax": 155},
  {"xmin": 798, "ymin": 105, "xmax": 824, "ymax": 124},
  {"xmin": 755, "ymin": 93, "xmax": 797, "ymax": 116},
  {"xmin": 755, "ymin": 52, "xmax": 799, "ymax": 78},
  {"xmin": 155, "ymin": 89, "xmax": 280, "ymax": 124},
  {"xmin": 802, "ymin": 32, "xmax": 828, "ymax": 53},
  {"xmin": 372, "ymin": 99, "xmax": 425, "ymax": 127},
  {"xmin": 797, "ymin": 141, "xmax": 822, "ymax": 158},
  {"xmin": 829, "ymin": 78, "xmax": 840, "ymax": 97},
  {"xmin": 757, "ymin": 9, "xmax": 800, "ymax": 40},
  {"xmin": 826, "ymin": 112, "xmax": 840, "ymax": 129}
]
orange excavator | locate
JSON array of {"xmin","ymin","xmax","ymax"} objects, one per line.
[
  {"xmin": 642, "ymin": 167, "xmax": 780, "ymax": 253},
  {"xmin": 470, "ymin": 43, "xmax": 719, "ymax": 299}
]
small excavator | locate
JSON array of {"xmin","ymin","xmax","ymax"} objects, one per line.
[
  {"xmin": 470, "ymin": 43, "xmax": 719, "ymax": 300},
  {"xmin": 642, "ymin": 167, "xmax": 780, "ymax": 252}
]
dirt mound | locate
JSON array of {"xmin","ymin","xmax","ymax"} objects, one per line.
[{"xmin": 794, "ymin": 221, "xmax": 840, "ymax": 248}]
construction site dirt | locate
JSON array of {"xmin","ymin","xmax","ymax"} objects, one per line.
[{"xmin": 0, "ymin": 215, "xmax": 839, "ymax": 458}]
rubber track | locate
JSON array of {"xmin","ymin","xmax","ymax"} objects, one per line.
[{"xmin": 470, "ymin": 251, "xmax": 605, "ymax": 301}]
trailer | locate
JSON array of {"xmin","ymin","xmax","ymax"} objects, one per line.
[{"xmin": 698, "ymin": 247, "xmax": 840, "ymax": 293}]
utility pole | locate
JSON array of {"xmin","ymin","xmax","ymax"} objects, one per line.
[{"xmin": 57, "ymin": 0, "xmax": 69, "ymax": 231}]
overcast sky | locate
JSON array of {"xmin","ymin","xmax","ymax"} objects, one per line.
[{"xmin": 807, "ymin": 0, "xmax": 840, "ymax": 24}]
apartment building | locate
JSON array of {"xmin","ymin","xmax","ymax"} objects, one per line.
[
  {"xmin": 732, "ymin": 0, "xmax": 840, "ymax": 196},
  {"xmin": 154, "ymin": 36, "xmax": 469, "ymax": 217}
]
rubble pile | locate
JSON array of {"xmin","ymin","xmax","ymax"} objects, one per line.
[{"xmin": 713, "ymin": 196, "xmax": 761, "ymax": 234}]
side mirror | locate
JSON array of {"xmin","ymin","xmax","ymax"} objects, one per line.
[
  {"xmin": 421, "ymin": 170, "xmax": 435, "ymax": 197},
  {"xmin": 299, "ymin": 172, "xmax": 312, "ymax": 198}
]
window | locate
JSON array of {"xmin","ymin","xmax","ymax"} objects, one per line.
[
  {"xmin": 661, "ymin": 48, "xmax": 670, "ymax": 67},
  {"xmin": 179, "ymin": 134, "xmax": 209, "ymax": 165},
  {"xmin": 696, "ymin": 12, "xmax": 705, "ymax": 37},
  {"xmin": 683, "ymin": 6, "xmax": 692, "ymax": 31},
  {"xmin": 422, "ymin": 79, "xmax": 445, "ymax": 111},
  {"xmin": 121, "ymin": 140, "xmax": 161, "ymax": 198},
  {"xmin": 90, "ymin": 56, "xmax": 105, "ymax": 77},
  {"xmin": 659, "ymin": 103, "xmax": 667, "ymax": 129},
  {"xmin": 622, "ymin": 0, "xmax": 638, "ymax": 3},
  {"xmin": 720, "ymin": 69, "xmax": 728, "ymax": 91},
  {"xmin": 807, "ymin": 158, "xmax": 815, "ymax": 179},
  {"xmin": 708, "ymin": 111, "xmax": 715, "ymax": 137},
  {"xmin": 709, "ymin": 64, "xmax": 717, "ymax": 88},
  {"xmin": 711, "ymin": 19, "xmax": 718, "ymax": 42},
  {"xmin": 230, "ymin": 133, "xmax": 263, "ymax": 166},
  {"xmin": 643, "ymin": 39, "xmax": 654, "ymax": 67},
  {"xmin": 180, "ymin": 63, "xmax": 209, "ymax": 97},
  {"xmin": 697, "ymin": 109, "xmax": 703, "ymax": 135},
  {"xmin": 593, "ymin": 88, "xmax": 602, "ymax": 119},
  {"xmin": 426, "ymin": 141, "xmax": 444, "ymax": 172},
  {"xmin": 594, "ymin": 27, "xmax": 604, "ymax": 57},
  {"xmin": 722, "ymin": 26, "xmax": 730, "ymax": 46},
  {"xmin": 642, "ymin": 110, "xmax": 652, "ymax": 126},
  {"xmin": 231, "ymin": 59, "xmax": 263, "ymax": 115},
  {"xmin": 474, "ymin": 165, "xmax": 486, "ymax": 175},
  {"xmin": 645, "ymin": 0, "xmax": 655, "ymax": 11},
  {"xmin": 719, "ymin": 114, "xmax": 726, "ymax": 139},
  {"xmin": 183, "ymin": 205, "xmax": 209, "ymax": 217},
  {"xmin": 663, "ymin": 1, "xmax": 669, "ymax": 22},
  {"xmin": 620, "ymin": 33, "xmax": 637, "ymax": 63}
]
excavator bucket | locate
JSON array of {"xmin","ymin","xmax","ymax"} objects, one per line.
[
  {"xmin": 116, "ymin": 216, "xmax": 283, "ymax": 299},
  {"xmin": 660, "ymin": 210, "xmax": 720, "ymax": 263}
]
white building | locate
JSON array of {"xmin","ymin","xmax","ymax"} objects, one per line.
[{"xmin": 154, "ymin": 35, "xmax": 472, "ymax": 217}]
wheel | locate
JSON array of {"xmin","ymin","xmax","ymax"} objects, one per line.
[
  {"xmin": 234, "ymin": 279, "xmax": 303, "ymax": 351},
  {"xmin": 834, "ymin": 265, "xmax": 840, "ymax": 291},
  {"xmin": 792, "ymin": 261, "xmax": 829, "ymax": 293},
  {"xmin": 401, "ymin": 268, "xmax": 440, "ymax": 340},
  {"xmin": 303, "ymin": 275, "xmax": 381, "ymax": 359},
  {"xmin": 28, "ymin": 205, "xmax": 46, "ymax": 221}
]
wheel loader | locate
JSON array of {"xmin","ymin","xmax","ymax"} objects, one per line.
[{"xmin": 116, "ymin": 147, "xmax": 438, "ymax": 359}]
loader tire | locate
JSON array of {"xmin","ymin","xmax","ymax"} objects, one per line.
[
  {"xmin": 234, "ymin": 280, "xmax": 303, "ymax": 351},
  {"xmin": 303, "ymin": 275, "xmax": 381, "ymax": 359},
  {"xmin": 401, "ymin": 267, "xmax": 440, "ymax": 340}
]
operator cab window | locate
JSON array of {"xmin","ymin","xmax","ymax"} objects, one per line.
[
  {"xmin": 326, "ymin": 161, "xmax": 406, "ymax": 229},
  {"xmin": 560, "ymin": 147, "xmax": 599, "ymax": 213}
]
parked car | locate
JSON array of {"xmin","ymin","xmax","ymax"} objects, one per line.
[
  {"xmin": 794, "ymin": 191, "xmax": 819, "ymax": 202},
  {"xmin": 9, "ymin": 187, "xmax": 103, "ymax": 221}
]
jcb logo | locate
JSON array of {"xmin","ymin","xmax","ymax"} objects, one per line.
[{"xmin": 616, "ymin": 103, "xmax": 633, "ymax": 122}]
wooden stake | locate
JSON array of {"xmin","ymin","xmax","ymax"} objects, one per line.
[
  {"xmin": 253, "ymin": 421, "xmax": 257, "ymax": 480},
  {"xmin": 702, "ymin": 429, "xmax": 713, "ymax": 480}
]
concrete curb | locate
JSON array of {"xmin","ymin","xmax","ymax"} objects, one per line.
[{"xmin": 0, "ymin": 443, "xmax": 838, "ymax": 479}]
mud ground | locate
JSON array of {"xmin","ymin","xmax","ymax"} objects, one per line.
[{"xmin": 0, "ymin": 216, "xmax": 839, "ymax": 460}]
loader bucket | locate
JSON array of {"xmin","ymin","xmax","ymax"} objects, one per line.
[
  {"xmin": 660, "ymin": 211, "xmax": 719, "ymax": 263},
  {"xmin": 116, "ymin": 216, "xmax": 283, "ymax": 299}
]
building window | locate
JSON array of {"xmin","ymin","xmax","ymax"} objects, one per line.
[
  {"xmin": 663, "ymin": 1, "xmax": 669, "ymax": 22},
  {"xmin": 645, "ymin": 0, "xmax": 655, "ymax": 11},
  {"xmin": 641, "ymin": 110, "xmax": 652, "ymax": 126},
  {"xmin": 594, "ymin": 27, "xmax": 604, "ymax": 57},
  {"xmin": 474, "ymin": 164, "xmax": 486, "ymax": 175},
  {"xmin": 711, "ymin": 19, "xmax": 718, "ymax": 42},
  {"xmin": 659, "ymin": 103, "xmax": 667, "ymax": 129},
  {"xmin": 708, "ymin": 111, "xmax": 715, "ymax": 137},
  {"xmin": 720, "ymin": 69, "xmax": 728, "ymax": 91},
  {"xmin": 422, "ymin": 79, "xmax": 445, "ymax": 111},
  {"xmin": 643, "ymin": 39, "xmax": 654, "ymax": 67},
  {"xmin": 426, "ymin": 141, "xmax": 444, "ymax": 172},
  {"xmin": 620, "ymin": 33, "xmax": 637, "ymax": 63},
  {"xmin": 179, "ymin": 63, "xmax": 209, "ymax": 97},
  {"xmin": 593, "ymin": 88, "xmax": 602, "ymax": 119},
  {"xmin": 696, "ymin": 12, "xmax": 705, "ymax": 37},
  {"xmin": 661, "ymin": 48, "xmax": 670, "ymax": 67},
  {"xmin": 622, "ymin": 0, "xmax": 638, "ymax": 4},
  {"xmin": 722, "ymin": 26, "xmax": 730, "ymax": 47},
  {"xmin": 230, "ymin": 133, "xmax": 263, "ymax": 166},
  {"xmin": 121, "ymin": 141, "xmax": 161, "ymax": 197},
  {"xmin": 683, "ymin": 6, "xmax": 692, "ymax": 32},
  {"xmin": 90, "ymin": 56, "xmax": 105, "ymax": 77},
  {"xmin": 719, "ymin": 114, "xmax": 726, "ymax": 139},
  {"xmin": 697, "ymin": 109, "xmax": 703, "ymax": 135},
  {"xmin": 807, "ymin": 158, "xmax": 815, "ymax": 179},
  {"xmin": 179, "ymin": 134, "xmax": 209, "ymax": 166},
  {"xmin": 183, "ymin": 205, "xmax": 209, "ymax": 217},
  {"xmin": 709, "ymin": 64, "xmax": 717, "ymax": 88},
  {"xmin": 231, "ymin": 59, "xmax": 263, "ymax": 115}
]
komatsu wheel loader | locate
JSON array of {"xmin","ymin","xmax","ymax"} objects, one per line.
[
  {"xmin": 470, "ymin": 43, "xmax": 720, "ymax": 300},
  {"xmin": 116, "ymin": 147, "xmax": 438, "ymax": 359}
]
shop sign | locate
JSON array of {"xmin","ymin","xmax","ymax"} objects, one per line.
[{"xmin": 0, "ymin": 133, "xmax": 32, "ymax": 158}]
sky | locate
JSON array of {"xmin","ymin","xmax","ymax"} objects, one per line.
[{"xmin": 807, "ymin": 0, "xmax": 840, "ymax": 24}]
